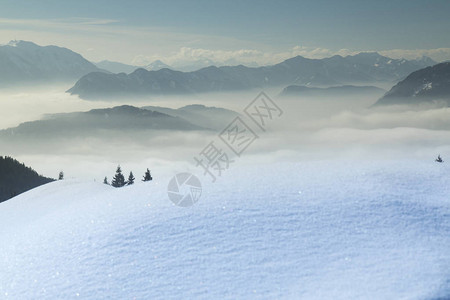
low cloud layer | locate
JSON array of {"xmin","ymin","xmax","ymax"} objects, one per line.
[{"xmin": 1, "ymin": 87, "xmax": 450, "ymax": 180}]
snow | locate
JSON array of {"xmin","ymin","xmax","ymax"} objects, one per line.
[
  {"xmin": 414, "ymin": 82, "xmax": 433, "ymax": 96},
  {"xmin": 0, "ymin": 40, "xmax": 98, "ymax": 80},
  {"xmin": 7, "ymin": 40, "xmax": 19, "ymax": 47},
  {"xmin": 0, "ymin": 160, "xmax": 449, "ymax": 299}
]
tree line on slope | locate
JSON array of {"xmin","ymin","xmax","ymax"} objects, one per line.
[
  {"xmin": 103, "ymin": 166, "xmax": 153, "ymax": 188},
  {"xmin": 0, "ymin": 156, "xmax": 55, "ymax": 203},
  {"xmin": 0, "ymin": 157, "xmax": 154, "ymax": 203}
]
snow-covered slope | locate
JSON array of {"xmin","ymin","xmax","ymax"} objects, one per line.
[{"xmin": 0, "ymin": 161, "xmax": 449, "ymax": 299}]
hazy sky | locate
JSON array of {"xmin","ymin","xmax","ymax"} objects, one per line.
[{"xmin": 1, "ymin": 0, "xmax": 450, "ymax": 65}]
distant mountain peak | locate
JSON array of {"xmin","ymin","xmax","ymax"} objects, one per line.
[
  {"xmin": 146, "ymin": 60, "xmax": 172, "ymax": 71},
  {"xmin": 132, "ymin": 67, "xmax": 149, "ymax": 75},
  {"xmin": 415, "ymin": 55, "xmax": 436, "ymax": 65},
  {"xmin": 7, "ymin": 40, "xmax": 38, "ymax": 48},
  {"xmin": 0, "ymin": 40, "xmax": 103, "ymax": 86},
  {"xmin": 283, "ymin": 55, "xmax": 308, "ymax": 62},
  {"xmin": 7, "ymin": 40, "xmax": 20, "ymax": 47}
]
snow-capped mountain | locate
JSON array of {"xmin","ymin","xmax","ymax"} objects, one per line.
[
  {"xmin": 323, "ymin": 52, "xmax": 435, "ymax": 82},
  {"xmin": 145, "ymin": 60, "xmax": 172, "ymax": 71},
  {"xmin": 375, "ymin": 62, "xmax": 450, "ymax": 105},
  {"xmin": 0, "ymin": 40, "xmax": 103, "ymax": 85},
  {"xmin": 67, "ymin": 52, "xmax": 434, "ymax": 100},
  {"xmin": 0, "ymin": 160, "xmax": 449, "ymax": 299}
]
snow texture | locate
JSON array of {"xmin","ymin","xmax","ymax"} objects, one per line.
[{"xmin": 0, "ymin": 160, "xmax": 449, "ymax": 299}]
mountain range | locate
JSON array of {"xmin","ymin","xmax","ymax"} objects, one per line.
[
  {"xmin": 1, "ymin": 40, "xmax": 446, "ymax": 106},
  {"xmin": 67, "ymin": 52, "xmax": 435, "ymax": 99},
  {"xmin": 0, "ymin": 40, "xmax": 103, "ymax": 85},
  {"xmin": 375, "ymin": 62, "xmax": 450, "ymax": 106}
]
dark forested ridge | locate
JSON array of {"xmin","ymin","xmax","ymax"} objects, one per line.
[{"xmin": 0, "ymin": 156, "xmax": 54, "ymax": 203}]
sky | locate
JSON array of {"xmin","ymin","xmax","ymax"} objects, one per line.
[{"xmin": 1, "ymin": 0, "xmax": 450, "ymax": 65}]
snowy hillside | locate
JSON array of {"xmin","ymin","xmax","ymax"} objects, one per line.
[{"xmin": 0, "ymin": 161, "xmax": 449, "ymax": 299}]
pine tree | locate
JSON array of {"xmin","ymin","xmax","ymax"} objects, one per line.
[
  {"xmin": 58, "ymin": 171, "xmax": 64, "ymax": 180},
  {"xmin": 142, "ymin": 168, "xmax": 153, "ymax": 182},
  {"xmin": 103, "ymin": 176, "xmax": 109, "ymax": 185},
  {"xmin": 127, "ymin": 172, "xmax": 135, "ymax": 185},
  {"xmin": 111, "ymin": 166, "xmax": 126, "ymax": 188}
]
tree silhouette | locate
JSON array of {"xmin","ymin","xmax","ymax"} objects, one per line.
[
  {"xmin": 103, "ymin": 176, "xmax": 109, "ymax": 185},
  {"xmin": 142, "ymin": 168, "xmax": 153, "ymax": 182},
  {"xmin": 111, "ymin": 166, "xmax": 126, "ymax": 188},
  {"xmin": 127, "ymin": 172, "xmax": 135, "ymax": 185}
]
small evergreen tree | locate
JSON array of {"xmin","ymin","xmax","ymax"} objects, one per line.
[
  {"xmin": 58, "ymin": 171, "xmax": 64, "ymax": 180},
  {"xmin": 127, "ymin": 172, "xmax": 135, "ymax": 185},
  {"xmin": 142, "ymin": 168, "xmax": 153, "ymax": 182},
  {"xmin": 111, "ymin": 166, "xmax": 126, "ymax": 188},
  {"xmin": 103, "ymin": 176, "xmax": 109, "ymax": 185}
]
